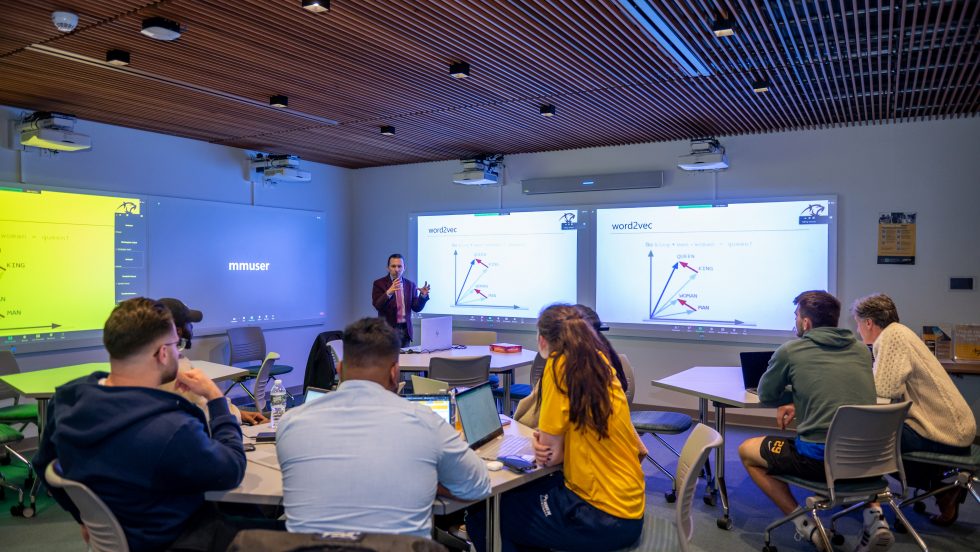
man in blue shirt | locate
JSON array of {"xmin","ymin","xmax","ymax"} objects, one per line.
[
  {"xmin": 277, "ymin": 317, "xmax": 490, "ymax": 537},
  {"xmin": 738, "ymin": 291, "xmax": 877, "ymax": 550}
]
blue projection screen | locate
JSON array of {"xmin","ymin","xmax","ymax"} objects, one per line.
[
  {"xmin": 146, "ymin": 196, "xmax": 326, "ymax": 330},
  {"xmin": 596, "ymin": 198, "xmax": 836, "ymax": 339}
]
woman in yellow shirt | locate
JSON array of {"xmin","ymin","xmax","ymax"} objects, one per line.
[{"xmin": 468, "ymin": 304, "xmax": 647, "ymax": 552}]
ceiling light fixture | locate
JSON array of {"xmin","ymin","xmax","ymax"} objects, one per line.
[
  {"xmin": 269, "ymin": 95, "xmax": 289, "ymax": 108},
  {"xmin": 449, "ymin": 61, "xmax": 470, "ymax": 79},
  {"xmin": 51, "ymin": 11, "xmax": 79, "ymax": 33},
  {"xmin": 752, "ymin": 74, "xmax": 770, "ymax": 93},
  {"xmin": 539, "ymin": 104, "xmax": 556, "ymax": 117},
  {"xmin": 380, "ymin": 125, "xmax": 395, "ymax": 136},
  {"xmin": 105, "ymin": 49, "xmax": 130, "ymax": 66},
  {"xmin": 302, "ymin": 0, "xmax": 330, "ymax": 13},
  {"xmin": 711, "ymin": 9, "xmax": 734, "ymax": 37},
  {"xmin": 141, "ymin": 17, "xmax": 182, "ymax": 41}
]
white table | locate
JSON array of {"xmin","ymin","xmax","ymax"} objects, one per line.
[
  {"xmin": 399, "ymin": 346, "xmax": 539, "ymax": 414},
  {"xmin": 207, "ymin": 418, "xmax": 558, "ymax": 552}
]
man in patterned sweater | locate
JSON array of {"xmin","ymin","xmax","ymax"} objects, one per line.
[{"xmin": 853, "ymin": 293, "xmax": 977, "ymax": 527}]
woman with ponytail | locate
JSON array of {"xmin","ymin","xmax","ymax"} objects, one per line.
[{"xmin": 467, "ymin": 304, "xmax": 647, "ymax": 552}]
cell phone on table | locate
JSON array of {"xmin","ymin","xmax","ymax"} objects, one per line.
[
  {"xmin": 255, "ymin": 432, "xmax": 276, "ymax": 443},
  {"xmin": 243, "ymin": 443, "xmax": 256, "ymax": 452}
]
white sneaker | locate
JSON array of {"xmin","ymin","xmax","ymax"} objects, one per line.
[
  {"xmin": 854, "ymin": 510, "xmax": 894, "ymax": 552},
  {"xmin": 794, "ymin": 519, "xmax": 827, "ymax": 551}
]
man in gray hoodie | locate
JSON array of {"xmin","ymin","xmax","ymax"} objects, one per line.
[{"xmin": 738, "ymin": 290, "xmax": 877, "ymax": 549}]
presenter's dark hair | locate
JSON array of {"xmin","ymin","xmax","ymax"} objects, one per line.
[
  {"xmin": 851, "ymin": 293, "xmax": 900, "ymax": 328},
  {"xmin": 343, "ymin": 317, "xmax": 400, "ymax": 370},
  {"xmin": 538, "ymin": 304, "xmax": 613, "ymax": 439},
  {"xmin": 103, "ymin": 297, "xmax": 175, "ymax": 360},
  {"xmin": 793, "ymin": 290, "xmax": 841, "ymax": 328},
  {"xmin": 387, "ymin": 253, "xmax": 404, "ymax": 264}
]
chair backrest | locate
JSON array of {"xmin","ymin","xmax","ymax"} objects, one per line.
[
  {"xmin": 227, "ymin": 326, "xmax": 267, "ymax": 366},
  {"xmin": 326, "ymin": 339, "xmax": 343, "ymax": 362},
  {"xmin": 529, "ymin": 353, "xmax": 547, "ymax": 388},
  {"xmin": 44, "ymin": 461, "xmax": 129, "ymax": 552},
  {"xmin": 252, "ymin": 352, "xmax": 280, "ymax": 411},
  {"xmin": 427, "ymin": 356, "xmax": 491, "ymax": 388},
  {"xmin": 675, "ymin": 423, "xmax": 723, "ymax": 551},
  {"xmin": 0, "ymin": 351, "xmax": 22, "ymax": 401},
  {"xmin": 619, "ymin": 353, "xmax": 636, "ymax": 405},
  {"xmin": 452, "ymin": 330, "xmax": 498, "ymax": 346},
  {"xmin": 304, "ymin": 330, "xmax": 342, "ymax": 392},
  {"xmin": 824, "ymin": 401, "xmax": 912, "ymax": 502}
]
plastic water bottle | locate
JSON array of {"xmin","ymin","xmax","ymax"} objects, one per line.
[{"xmin": 269, "ymin": 379, "xmax": 287, "ymax": 430}]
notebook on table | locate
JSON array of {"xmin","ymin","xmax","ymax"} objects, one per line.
[
  {"xmin": 404, "ymin": 394, "xmax": 454, "ymax": 425},
  {"xmin": 455, "ymin": 382, "xmax": 533, "ymax": 459},
  {"xmin": 739, "ymin": 351, "xmax": 775, "ymax": 394},
  {"xmin": 401, "ymin": 316, "xmax": 453, "ymax": 353}
]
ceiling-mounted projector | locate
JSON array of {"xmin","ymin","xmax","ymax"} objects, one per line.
[
  {"xmin": 249, "ymin": 153, "xmax": 311, "ymax": 182},
  {"xmin": 453, "ymin": 155, "xmax": 502, "ymax": 186},
  {"xmin": 677, "ymin": 138, "xmax": 728, "ymax": 171},
  {"xmin": 19, "ymin": 112, "xmax": 91, "ymax": 152}
]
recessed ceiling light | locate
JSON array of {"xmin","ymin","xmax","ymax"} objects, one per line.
[
  {"xmin": 449, "ymin": 61, "xmax": 470, "ymax": 79},
  {"xmin": 302, "ymin": 0, "xmax": 330, "ymax": 13},
  {"xmin": 752, "ymin": 75, "xmax": 770, "ymax": 93},
  {"xmin": 105, "ymin": 49, "xmax": 130, "ymax": 66},
  {"xmin": 270, "ymin": 95, "xmax": 289, "ymax": 108},
  {"xmin": 380, "ymin": 125, "xmax": 396, "ymax": 136},
  {"xmin": 141, "ymin": 17, "xmax": 182, "ymax": 41},
  {"xmin": 539, "ymin": 104, "xmax": 556, "ymax": 117},
  {"xmin": 711, "ymin": 10, "xmax": 734, "ymax": 37}
]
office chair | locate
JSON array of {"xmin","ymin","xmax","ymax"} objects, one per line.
[
  {"xmin": 0, "ymin": 422, "xmax": 37, "ymax": 517},
  {"xmin": 302, "ymin": 330, "xmax": 342, "ymax": 393},
  {"xmin": 493, "ymin": 350, "xmax": 540, "ymax": 412},
  {"xmin": 0, "ymin": 351, "xmax": 38, "ymax": 433},
  {"xmin": 761, "ymin": 402, "xmax": 927, "ymax": 552},
  {"xmin": 225, "ymin": 326, "xmax": 293, "ymax": 399},
  {"xmin": 238, "ymin": 352, "xmax": 280, "ymax": 413},
  {"xmin": 427, "ymin": 356, "xmax": 491, "ymax": 389},
  {"xmin": 616, "ymin": 423, "xmax": 723, "ymax": 552},
  {"xmin": 625, "ymin": 354, "xmax": 697, "ymax": 503},
  {"xmin": 452, "ymin": 330, "xmax": 497, "ymax": 346},
  {"xmin": 898, "ymin": 444, "xmax": 980, "ymax": 517},
  {"xmin": 44, "ymin": 460, "xmax": 129, "ymax": 552}
]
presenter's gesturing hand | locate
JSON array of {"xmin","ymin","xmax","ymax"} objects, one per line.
[
  {"xmin": 386, "ymin": 277, "xmax": 402, "ymax": 297},
  {"xmin": 419, "ymin": 281, "xmax": 431, "ymax": 297}
]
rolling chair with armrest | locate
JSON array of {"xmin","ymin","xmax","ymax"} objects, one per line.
[
  {"xmin": 898, "ymin": 444, "xmax": 980, "ymax": 516},
  {"xmin": 0, "ymin": 351, "xmax": 39, "ymax": 433},
  {"xmin": 624, "ymin": 354, "xmax": 700, "ymax": 503},
  {"xmin": 302, "ymin": 330, "xmax": 343, "ymax": 393},
  {"xmin": 225, "ymin": 327, "xmax": 293, "ymax": 401},
  {"xmin": 0, "ymin": 422, "xmax": 37, "ymax": 517},
  {"xmin": 237, "ymin": 352, "xmax": 280, "ymax": 414},
  {"xmin": 615, "ymin": 423, "xmax": 723, "ymax": 552},
  {"xmin": 44, "ymin": 460, "xmax": 129, "ymax": 552},
  {"xmin": 761, "ymin": 402, "xmax": 927, "ymax": 552},
  {"xmin": 454, "ymin": 331, "xmax": 502, "ymax": 391},
  {"xmin": 427, "ymin": 356, "xmax": 491, "ymax": 389}
]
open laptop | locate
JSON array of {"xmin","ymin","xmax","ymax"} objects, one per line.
[
  {"xmin": 401, "ymin": 316, "xmax": 453, "ymax": 353},
  {"xmin": 303, "ymin": 386, "xmax": 331, "ymax": 405},
  {"xmin": 404, "ymin": 394, "xmax": 453, "ymax": 425},
  {"xmin": 739, "ymin": 351, "xmax": 775, "ymax": 394},
  {"xmin": 455, "ymin": 382, "xmax": 533, "ymax": 459},
  {"xmin": 411, "ymin": 374, "xmax": 450, "ymax": 395}
]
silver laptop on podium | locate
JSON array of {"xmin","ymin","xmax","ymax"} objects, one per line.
[{"xmin": 402, "ymin": 316, "xmax": 453, "ymax": 353}]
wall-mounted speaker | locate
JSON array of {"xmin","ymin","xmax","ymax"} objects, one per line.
[{"xmin": 522, "ymin": 170, "xmax": 664, "ymax": 195}]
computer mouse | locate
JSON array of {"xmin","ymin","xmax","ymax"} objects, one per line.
[{"xmin": 486, "ymin": 460, "xmax": 504, "ymax": 471}]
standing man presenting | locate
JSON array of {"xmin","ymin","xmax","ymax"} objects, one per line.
[{"xmin": 372, "ymin": 253, "xmax": 430, "ymax": 347}]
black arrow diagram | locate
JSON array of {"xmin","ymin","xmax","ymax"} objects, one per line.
[{"xmin": 0, "ymin": 323, "xmax": 61, "ymax": 331}]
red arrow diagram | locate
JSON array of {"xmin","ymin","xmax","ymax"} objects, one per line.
[
  {"xmin": 677, "ymin": 299, "xmax": 698, "ymax": 311},
  {"xmin": 679, "ymin": 261, "xmax": 699, "ymax": 273},
  {"xmin": 474, "ymin": 289, "xmax": 488, "ymax": 298},
  {"xmin": 475, "ymin": 259, "xmax": 489, "ymax": 268}
]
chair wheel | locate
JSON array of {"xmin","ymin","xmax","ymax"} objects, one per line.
[
  {"xmin": 664, "ymin": 491, "xmax": 677, "ymax": 503},
  {"xmin": 10, "ymin": 504, "xmax": 23, "ymax": 517},
  {"xmin": 717, "ymin": 516, "xmax": 732, "ymax": 530},
  {"xmin": 703, "ymin": 494, "xmax": 716, "ymax": 506},
  {"xmin": 21, "ymin": 506, "xmax": 34, "ymax": 518},
  {"xmin": 762, "ymin": 545, "xmax": 777, "ymax": 552},
  {"xmin": 912, "ymin": 501, "xmax": 927, "ymax": 514},
  {"xmin": 831, "ymin": 533, "xmax": 845, "ymax": 545},
  {"xmin": 0, "ymin": 455, "xmax": 10, "ymax": 465}
]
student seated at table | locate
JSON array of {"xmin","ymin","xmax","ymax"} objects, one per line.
[
  {"xmin": 852, "ymin": 293, "xmax": 976, "ymax": 527},
  {"xmin": 738, "ymin": 291, "xmax": 878, "ymax": 551},
  {"xmin": 32, "ymin": 297, "xmax": 250, "ymax": 552},
  {"xmin": 513, "ymin": 304, "xmax": 626, "ymax": 428},
  {"xmin": 468, "ymin": 304, "xmax": 647, "ymax": 552},
  {"xmin": 276, "ymin": 317, "xmax": 490, "ymax": 537}
]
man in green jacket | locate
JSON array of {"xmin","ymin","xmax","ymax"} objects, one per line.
[{"xmin": 738, "ymin": 290, "xmax": 879, "ymax": 550}]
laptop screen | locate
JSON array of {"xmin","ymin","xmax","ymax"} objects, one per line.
[
  {"xmin": 304, "ymin": 386, "xmax": 330, "ymax": 404},
  {"xmin": 405, "ymin": 394, "xmax": 453, "ymax": 425},
  {"xmin": 739, "ymin": 351, "xmax": 775, "ymax": 389},
  {"xmin": 455, "ymin": 382, "xmax": 503, "ymax": 449}
]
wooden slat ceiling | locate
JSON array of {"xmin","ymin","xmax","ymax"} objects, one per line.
[{"xmin": 1, "ymin": 1, "xmax": 977, "ymax": 169}]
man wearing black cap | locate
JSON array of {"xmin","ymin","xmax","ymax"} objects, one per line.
[{"xmin": 158, "ymin": 298, "xmax": 267, "ymax": 426}]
